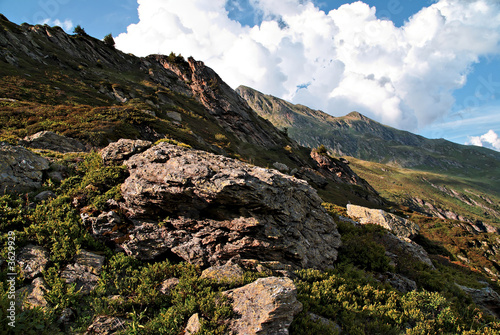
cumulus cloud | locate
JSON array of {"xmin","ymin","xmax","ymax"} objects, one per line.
[
  {"xmin": 467, "ymin": 130, "xmax": 500, "ymax": 151},
  {"xmin": 41, "ymin": 18, "xmax": 73, "ymax": 31},
  {"xmin": 115, "ymin": 0, "xmax": 500, "ymax": 131}
]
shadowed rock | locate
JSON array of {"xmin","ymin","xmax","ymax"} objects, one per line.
[{"xmin": 0, "ymin": 142, "xmax": 50, "ymax": 193}]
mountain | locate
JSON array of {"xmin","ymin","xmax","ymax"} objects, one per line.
[
  {"xmin": 237, "ymin": 85, "xmax": 500, "ymax": 226},
  {"xmin": 236, "ymin": 85, "xmax": 500, "ymax": 183},
  {"xmin": 0, "ymin": 14, "xmax": 379, "ymax": 207},
  {"xmin": 1, "ymin": 15, "xmax": 500, "ymax": 334}
]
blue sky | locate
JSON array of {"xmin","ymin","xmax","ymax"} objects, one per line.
[{"xmin": 1, "ymin": 0, "xmax": 499, "ymax": 151}]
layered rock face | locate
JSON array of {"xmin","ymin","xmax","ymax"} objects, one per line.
[
  {"xmin": 0, "ymin": 142, "xmax": 50, "ymax": 193},
  {"xmin": 347, "ymin": 204, "xmax": 420, "ymax": 239},
  {"xmin": 20, "ymin": 131, "xmax": 86, "ymax": 153},
  {"xmin": 112, "ymin": 142, "xmax": 341, "ymax": 269}
]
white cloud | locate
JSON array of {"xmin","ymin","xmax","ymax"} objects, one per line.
[
  {"xmin": 467, "ymin": 130, "xmax": 500, "ymax": 151},
  {"xmin": 115, "ymin": 0, "xmax": 500, "ymax": 131},
  {"xmin": 40, "ymin": 18, "xmax": 73, "ymax": 32}
]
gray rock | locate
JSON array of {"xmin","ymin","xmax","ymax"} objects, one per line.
[
  {"xmin": 456, "ymin": 283, "xmax": 500, "ymax": 318},
  {"xmin": 34, "ymin": 190, "xmax": 56, "ymax": 202},
  {"xmin": 91, "ymin": 211, "xmax": 122, "ymax": 237},
  {"xmin": 273, "ymin": 162, "xmax": 289, "ymax": 172},
  {"xmin": 58, "ymin": 307, "xmax": 75, "ymax": 324},
  {"xmin": 85, "ymin": 315, "xmax": 129, "ymax": 335},
  {"xmin": 119, "ymin": 143, "xmax": 341, "ymax": 270},
  {"xmin": 347, "ymin": 204, "xmax": 420, "ymax": 239},
  {"xmin": 378, "ymin": 272, "xmax": 417, "ymax": 293},
  {"xmin": 380, "ymin": 233, "xmax": 435, "ymax": 269},
  {"xmin": 224, "ymin": 277, "xmax": 302, "ymax": 335},
  {"xmin": 17, "ymin": 277, "xmax": 48, "ymax": 309},
  {"xmin": 166, "ymin": 111, "xmax": 182, "ymax": 122},
  {"xmin": 0, "ymin": 142, "xmax": 50, "ymax": 193},
  {"xmin": 185, "ymin": 313, "xmax": 201, "ymax": 335},
  {"xmin": 308, "ymin": 313, "xmax": 342, "ymax": 334},
  {"xmin": 20, "ymin": 131, "xmax": 86, "ymax": 153},
  {"xmin": 17, "ymin": 244, "xmax": 49, "ymax": 279},
  {"xmin": 61, "ymin": 250, "xmax": 105, "ymax": 294},
  {"xmin": 158, "ymin": 277, "xmax": 180, "ymax": 295},
  {"xmin": 200, "ymin": 261, "xmax": 244, "ymax": 283},
  {"xmin": 100, "ymin": 139, "xmax": 152, "ymax": 165}
]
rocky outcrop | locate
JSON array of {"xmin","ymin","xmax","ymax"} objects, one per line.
[
  {"xmin": 20, "ymin": 131, "xmax": 86, "ymax": 153},
  {"xmin": 347, "ymin": 204, "xmax": 420, "ymax": 239},
  {"xmin": 200, "ymin": 261, "xmax": 244, "ymax": 283},
  {"xmin": 157, "ymin": 56, "xmax": 287, "ymax": 148},
  {"xmin": 61, "ymin": 250, "xmax": 105, "ymax": 295},
  {"xmin": 311, "ymin": 150, "xmax": 378, "ymax": 195},
  {"xmin": 116, "ymin": 142, "xmax": 341, "ymax": 269},
  {"xmin": 224, "ymin": 277, "xmax": 302, "ymax": 335},
  {"xmin": 85, "ymin": 316, "xmax": 129, "ymax": 335},
  {"xmin": 17, "ymin": 244, "xmax": 49, "ymax": 279},
  {"xmin": 17, "ymin": 277, "xmax": 48, "ymax": 309},
  {"xmin": 456, "ymin": 283, "xmax": 500, "ymax": 318},
  {"xmin": 380, "ymin": 233, "xmax": 435, "ymax": 269},
  {"xmin": 100, "ymin": 139, "xmax": 152, "ymax": 165},
  {"xmin": 0, "ymin": 142, "xmax": 50, "ymax": 193}
]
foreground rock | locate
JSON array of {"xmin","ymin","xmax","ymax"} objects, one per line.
[
  {"xmin": 17, "ymin": 244, "xmax": 49, "ymax": 279},
  {"xmin": 16, "ymin": 277, "xmax": 48, "ymax": 309},
  {"xmin": 456, "ymin": 283, "xmax": 500, "ymax": 318},
  {"xmin": 224, "ymin": 277, "xmax": 302, "ymax": 335},
  {"xmin": 115, "ymin": 142, "xmax": 341, "ymax": 269},
  {"xmin": 347, "ymin": 204, "xmax": 420, "ymax": 239},
  {"xmin": 20, "ymin": 131, "xmax": 86, "ymax": 153},
  {"xmin": 61, "ymin": 250, "xmax": 105, "ymax": 295},
  {"xmin": 86, "ymin": 316, "xmax": 129, "ymax": 335},
  {"xmin": 0, "ymin": 142, "xmax": 50, "ymax": 193}
]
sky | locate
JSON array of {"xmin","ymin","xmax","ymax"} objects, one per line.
[{"xmin": 1, "ymin": 0, "xmax": 500, "ymax": 151}]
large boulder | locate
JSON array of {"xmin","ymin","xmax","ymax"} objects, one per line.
[
  {"xmin": 224, "ymin": 277, "xmax": 302, "ymax": 335},
  {"xmin": 100, "ymin": 139, "xmax": 152, "ymax": 165},
  {"xmin": 0, "ymin": 142, "xmax": 50, "ymax": 193},
  {"xmin": 20, "ymin": 131, "xmax": 86, "ymax": 153},
  {"xmin": 347, "ymin": 204, "xmax": 420, "ymax": 239},
  {"xmin": 115, "ymin": 142, "xmax": 341, "ymax": 270}
]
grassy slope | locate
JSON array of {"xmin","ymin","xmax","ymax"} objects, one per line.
[{"xmin": 348, "ymin": 157, "xmax": 500, "ymax": 227}]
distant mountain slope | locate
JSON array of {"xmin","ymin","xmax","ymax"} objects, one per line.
[{"xmin": 237, "ymin": 85, "xmax": 500, "ymax": 189}]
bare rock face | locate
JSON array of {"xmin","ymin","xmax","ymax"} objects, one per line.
[
  {"xmin": 17, "ymin": 244, "xmax": 49, "ymax": 279},
  {"xmin": 347, "ymin": 204, "xmax": 420, "ymax": 239},
  {"xmin": 311, "ymin": 150, "xmax": 378, "ymax": 194},
  {"xmin": 20, "ymin": 131, "xmax": 86, "ymax": 153},
  {"xmin": 224, "ymin": 277, "xmax": 302, "ymax": 335},
  {"xmin": 0, "ymin": 142, "xmax": 50, "ymax": 193},
  {"xmin": 118, "ymin": 142, "xmax": 341, "ymax": 270},
  {"xmin": 61, "ymin": 250, "xmax": 105, "ymax": 295},
  {"xmin": 200, "ymin": 261, "xmax": 244, "ymax": 283},
  {"xmin": 456, "ymin": 283, "xmax": 500, "ymax": 318},
  {"xmin": 17, "ymin": 277, "xmax": 48, "ymax": 309},
  {"xmin": 85, "ymin": 316, "xmax": 129, "ymax": 335},
  {"xmin": 100, "ymin": 139, "xmax": 152, "ymax": 165}
]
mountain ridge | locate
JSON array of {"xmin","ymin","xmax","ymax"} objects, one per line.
[{"xmin": 236, "ymin": 85, "xmax": 500, "ymax": 183}]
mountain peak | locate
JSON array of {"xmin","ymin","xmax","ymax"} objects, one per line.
[{"xmin": 345, "ymin": 111, "xmax": 370, "ymax": 121}]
